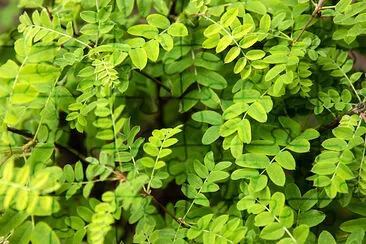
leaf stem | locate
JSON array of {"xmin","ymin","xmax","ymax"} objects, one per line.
[
  {"xmin": 30, "ymin": 25, "xmax": 93, "ymax": 49},
  {"xmin": 292, "ymin": 0, "xmax": 327, "ymax": 45}
]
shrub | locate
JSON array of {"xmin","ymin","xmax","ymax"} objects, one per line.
[{"xmin": 0, "ymin": 0, "xmax": 366, "ymax": 243}]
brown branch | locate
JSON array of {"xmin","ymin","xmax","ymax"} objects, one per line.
[
  {"xmin": 0, "ymin": 153, "xmax": 11, "ymax": 166},
  {"xmin": 142, "ymin": 190, "xmax": 190, "ymax": 227},
  {"xmin": 6, "ymin": 126, "xmax": 88, "ymax": 163},
  {"xmin": 318, "ymin": 102, "xmax": 366, "ymax": 131},
  {"xmin": 292, "ymin": 0, "xmax": 327, "ymax": 45},
  {"xmin": 135, "ymin": 70, "xmax": 171, "ymax": 93}
]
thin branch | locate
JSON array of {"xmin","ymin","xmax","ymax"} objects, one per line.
[
  {"xmin": 6, "ymin": 126, "xmax": 87, "ymax": 163},
  {"xmin": 292, "ymin": 0, "xmax": 327, "ymax": 45},
  {"xmin": 0, "ymin": 153, "xmax": 11, "ymax": 166},
  {"xmin": 318, "ymin": 102, "xmax": 366, "ymax": 131},
  {"xmin": 142, "ymin": 190, "xmax": 190, "ymax": 228},
  {"xmin": 135, "ymin": 70, "xmax": 171, "ymax": 93}
]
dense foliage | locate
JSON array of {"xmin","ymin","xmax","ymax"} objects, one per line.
[{"xmin": 1, "ymin": 0, "xmax": 366, "ymax": 243}]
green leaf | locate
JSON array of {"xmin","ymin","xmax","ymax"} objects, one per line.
[
  {"xmin": 260, "ymin": 14, "xmax": 271, "ymax": 32},
  {"xmin": 127, "ymin": 24, "xmax": 159, "ymax": 39},
  {"xmin": 0, "ymin": 60, "xmax": 19, "ymax": 79},
  {"xmin": 318, "ymin": 231, "xmax": 336, "ymax": 244},
  {"xmin": 207, "ymin": 171, "xmax": 229, "ymax": 183},
  {"xmin": 231, "ymin": 168, "xmax": 259, "ymax": 180},
  {"xmin": 265, "ymin": 64, "xmax": 286, "ymax": 81},
  {"xmin": 196, "ymin": 70, "xmax": 227, "ymax": 89},
  {"xmin": 287, "ymin": 138, "xmax": 310, "ymax": 153},
  {"xmin": 236, "ymin": 153, "xmax": 270, "ymax": 168},
  {"xmin": 129, "ymin": 48, "xmax": 147, "ymax": 70},
  {"xmin": 340, "ymin": 218, "xmax": 366, "ymax": 232},
  {"xmin": 157, "ymin": 33, "xmax": 173, "ymax": 52},
  {"xmin": 237, "ymin": 119, "xmax": 252, "ymax": 143},
  {"xmin": 278, "ymin": 206, "xmax": 294, "ymax": 228},
  {"xmin": 298, "ymin": 210, "xmax": 326, "ymax": 227},
  {"xmin": 246, "ymin": 1, "xmax": 267, "ymax": 15},
  {"xmin": 8, "ymin": 221, "xmax": 33, "ymax": 244},
  {"xmin": 263, "ymin": 54, "xmax": 288, "ymax": 64},
  {"xmin": 192, "ymin": 110, "xmax": 223, "ymax": 125},
  {"xmin": 204, "ymin": 24, "xmax": 221, "ymax": 37},
  {"xmin": 255, "ymin": 211, "xmax": 274, "ymax": 226},
  {"xmin": 260, "ymin": 223, "xmax": 284, "ymax": 240},
  {"xmin": 293, "ymin": 225, "xmax": 309, "ymax": 244},
  {"xmin": 220, "ymin": 118, "xmax": 240, "ymax": 137},
  {"xmin": 146, "ymin": 14, "xmax": 170, "ymax": 29},
  {"xmin": 202, "ymin": 125, "xmax": 221, "ymax": 145},
  {"xmin": 0, "ymin": 210, "xmax": 29, "ymax": 236},
  {"xmin": 194, "ymin": 160, "xmax": 209, "ymax": 178},
  {"xmin": 96, "ymin": 129, "xmax": 114, "ymax": 140},
  {"xmin": 234, "ymin": 57, "xmax": 247, "ymax": 74},
  {"xmin": 75, "ymin": 161, "xmax": 84, "ymax": 182},
  {"xmin": 247, "ymin": 101, "xmax": 267, "ymax": 122},
  {"xmin": 275, "ymin": 151, "xmax": 296, "ymax": 170},
  {"xmin": 224, "ymin": 46, "xmax": 241, "ymax": 63},
  {"xmin": 322, "ymin": 138, "xmax": 347, "ymax": 151},
  {"xmin": 80, "ymin": 11, "xmax": 97, "ymax": 23},
  {"xmin": 10, "ymin": 83, "xmax": 39, "ymax": 104},
  {"xmin": 335, "ymin": 0, "xmax": 352, "ymax": 12},
  {"xmin": 19, "ymin": 64, "xmax": 60, "ymax": 83},
  {"xmin": 240, "ymin": 34, "xmax": 258, "ymax": 48},
  {"xmin": 346, "ymin": 228, "xmax": 365, "ymax": 244},
  {"xmin": 144, "ymin": 40, "xmax": 159, "ymax": 62},
  {"xmin": 216, "ymin": 36, "xmax": 232, "ymax": 53},
  {"xmin": 167, "ymin": 23, "xmax": 188, "ymax": 37},
  {"xmin": 266, "ymin": 162, "xmax": 286, "ymax": 186},
  {"xmin": 64, "ymin": 164, "xmax": 74, "ymax": 183},
  {"xmin": 143, "ymin": 143, "xmax": 159, "ymax": 156},
  {"xmin": 222, "ymin": 102, "xmax": 249, "ymax": 120},
  {"xmin": 220, "ymin": 8, "xmax": 239, "ymax": 27},
  {"xmin": 116, "ymin": 0, "xmax": 135, "ymax": 16},
  {"xmin": 246, "ymin": 50, "xmax": 266, "ymax": 60},
  {"xmin": 210, "ymin": 215, "xmax": 229, "ymax": 233},
  {"xmin": 31, "ymin": 222, "xmax": 60, "ymax": 244},
  {"xmin": 249, "ymin": 175, "xmax": 268, "ymax": 192}
]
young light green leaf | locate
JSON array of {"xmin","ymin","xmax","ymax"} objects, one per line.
[
  {"xmin": 265, "ymin": 64, "xmax": 286, "ymax": 81},
  {"xmin": 116, "ymin": 0, "xmax": 134, "ymax": 16},
  {"xmin": 234, "ymin": 57, "xmax": 247, "ymax": 74},
  {"xmin": 127, "ymin": 24, "xmax": 159, "ymax": 39},
  {"xmin": 287, "ymin": 138, "xmax": 310, "ymax": 153},
  {"xmin": 196, "ymin": 70, "xmax": 227, "ymax": 89},
  {"xmin": 220, "ymin": 8, "xmax": 238, "ymax": 27},
  {"xmin": 318, "ymin": 231, "xmax": 336, "ymax": 244},
  {"xmin": 247, "ymin": 101, "xmax": 267, "ymax": 122},
  {"xmin": 192, "ymin": 110, "xmax": 223, "ymax": 125},
  {"xmin": 275, "ymin": 151, "xmax": 296, "ymax": 170},
  {"xmin": 266, "ymin": 162, "xmax": 286, "ymax": 186},
  {"xmin": 236, "ymin": 153, "xmax": 270, "ymax": 168},
  {"xmin": 129, "ymin": 48, "xmax": 147, "ymax": 70},
  {"xmin": 237, "ymin": 119, "xmax": 251, "ymax": 143},
  {"xmin": 322, "ymin": 138, "xmax": 347, "ymax": 151},
  {"xmin": 10, "ymin": 83, "xmax": 39, "ymax": 104},
  {"xmin": 146, "ymin": 14, "xmax": 170, "ymax": 29},
  {"xmin": 220, "ymin": 118, "xmax": 240, "ymax": 137},
  {"xmin": 144, "ymin": 40, "xmax": 159, "ymax": 62},
  {"xmin": 224, "ymin": 46, "xmax": 241, "ymax": 63},
  {"xmin": 202, "ymin": 125, "xmax": 221, "ymax": 145},
  {"xmin": 0, "ymin": 60, "xmax": 19, "ymax": 79},
  {"xmin": 216, "ymin": 36, "xmax": 232, "ymax": 53},
  {"xmin": 260, "ymin": 223, "xmax": 284, "ymax": 240},
  {"xmin": 246, "ymin": 50, "xmax": 265, "ymax": 60},
  {"xmin": 167, "ymin": 23, "xmax": 188, "ymax": 37}
]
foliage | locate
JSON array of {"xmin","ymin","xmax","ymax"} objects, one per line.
[{"xmin": 0, "ymin": 0, "xmax": 366, "ymax": 243}]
